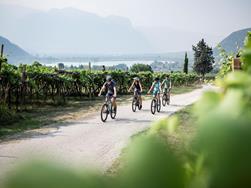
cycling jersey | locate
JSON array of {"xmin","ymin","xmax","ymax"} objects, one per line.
[
  {"xmin": 105, "ymin": 80, "xmax": 116, "ymax": 97},
  {"xmin": 134, "ymin": 82, "xmax": 141, "ymax": 95},
  {"xmin": 162, "ymin": 78, "xmax": 171, "ymax": 89},
  {"xmin": 153, "ymin": 81, "xmax": 160, "ymax": 96}
]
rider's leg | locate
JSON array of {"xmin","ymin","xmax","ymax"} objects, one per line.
[
  {"xmin": 157, "ymin": 93, "xmax": 160, "ymax": 101},
  {"xmin": 134, "ymin": 91, "xmax": 137, "ymax": 98},
  {"xmin": 111, "ymin": 97, "xmax": 117, "ymax": 109},
  {"xmin": 139, "ymin": 95, "xmax": 142, "ymax": 106}
]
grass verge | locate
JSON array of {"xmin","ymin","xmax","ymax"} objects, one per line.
[{"xmin": 171, "ymin": 85, "xmax": 202, "ymax": 95}]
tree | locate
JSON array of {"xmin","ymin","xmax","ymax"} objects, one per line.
[
  {"xmin": 192, "ymin": 39, "xmax": 214, "ymax": 78},
  {"xmin": 130, "ymin": 63, "xmax": 153, "ymax": 73},
  {"xmin": 183, "ymin": 52, "xmax": 189, "ymax": 74}
]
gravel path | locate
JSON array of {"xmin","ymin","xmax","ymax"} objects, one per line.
[{"xmin": 0, "ymin": 85, "xmax": 213, "ymax": 180}]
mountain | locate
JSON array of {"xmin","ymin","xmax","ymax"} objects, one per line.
[
  {"xmin": 214, "ymin": 28, "xmax": 251, "ymax": 56},
  {"xmin": 0, "ymin": 36, "xmax": 32, "ymax": 64},
  {"xmin": 137, "ymin": 26, "xmax": 222, "ymax": 53},
  {"xmin": 0, "ymin": 4, "xmax": 152, "ymax": 55}
]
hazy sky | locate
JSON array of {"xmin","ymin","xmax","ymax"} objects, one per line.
[{"xmin": 1, "ymin": 0, "xmax": 250, "ymax": 36}]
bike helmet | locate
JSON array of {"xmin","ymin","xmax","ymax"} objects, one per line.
[
  {"xmin": 106, "ymin": 75, "xmax": 112, "ymax": 81},
  {"xmin": 154, "ymin": 77, "xmax": 160, "ymax": 81},
  {"xmin": 133, "ymin": 77, "xmax": 140, "ymax": 81}
]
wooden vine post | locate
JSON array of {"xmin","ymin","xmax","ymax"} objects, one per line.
[{"xmin": 232, "ymin": 58, "xmax": 242, "ymax": 71}]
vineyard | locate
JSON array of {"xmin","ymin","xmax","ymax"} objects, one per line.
[{"xmin": 0, "ymin": 58, "xmax": 201, "ymax": 111}]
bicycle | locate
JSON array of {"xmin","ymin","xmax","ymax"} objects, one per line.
[
  {"xmin": 162, "ymin": 89, "xmax": 170, "ymax": 106},
  {"xmin": 151, "ymin": 94, "xmax": 161, "ymax": 115},
  {"xmin": 100, "ymin": 96, "xmax": 117, "ymax": 122},
  {"xmin": 131, "ymin": 92, "xmax": 142, "ymax": 112}
]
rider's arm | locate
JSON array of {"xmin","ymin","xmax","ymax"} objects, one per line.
[
  {"xmin": 161, "ymin": 80, "xmax": 164, "ymax": 87},
  {"xmin": 113, "ymin": 86, "xmax": 117, "ymax": 97},
  {"xmin": 128, "ymin": 81, "xmax": 134, "ymax": 92},
  {"xmin": 98, "ymin": 83, "xmax": 106, "ymax": 96},
  {"xmin": 139, "ymin": 82, "xmax": 143, "ymax": 92},
  {"xmin": 147, "ymin": 82, "xmax": 154, "ymax": 94}
]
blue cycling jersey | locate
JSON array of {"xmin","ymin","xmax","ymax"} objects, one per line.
[{"xmin": 153, "ymin": 81, "xmax": 160, "ymax": 94}]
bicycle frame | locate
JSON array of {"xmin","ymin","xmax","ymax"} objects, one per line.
[{"xmin": 105, "ymin": 96, "xmax": 113, "ymax": 113}]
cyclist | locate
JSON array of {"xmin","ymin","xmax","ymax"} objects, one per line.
[
  {"xmin": 98, "ymin": 75, "xmax": 117, "ymax": 109},
  {"xmin": 128, "ymin": 77, "xmax": 143, "ymax": 108},
  {"xmin": 161, "ymin": 74, "xmax": 172, "ymax": 95},
  {"xmin": 147, "ymin": 77, "xmax": 161, "ymax": 101}
]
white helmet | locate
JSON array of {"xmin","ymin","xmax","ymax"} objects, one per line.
[
  {"xmin": 106, "ymin": 75, "xmax": 112, "ymax": 81},
  {"xmin": 133, "ymin": 77, "xmax": 140, "ymax": 81}
]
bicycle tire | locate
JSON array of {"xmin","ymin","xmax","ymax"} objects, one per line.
[
  {"xmin": 162, "ymin": 94, "xmax": 167, "ymax": 106},
  {"xmin": 101, "ymin": 104, "xmax": 109, "ymax": 122},
  {"xmin": 157, "ymin": 99, "xmax": 161, "ymax": 112},
  {"xmin": 110, "ymin": 105, "xmax": 117, "ymax": 119},
  {"xmin": 132, "ymin": 98, "xmax": 137, "ymax": 112},
  {"xmin": 151, "ymin": 99, "xmax": 156, "ymax": 114},
  {"xmin": 167, "ymin": 93, "xmax": 170, "ymax": 105},
  {"xmin": 138, "ymin": 102, "xmax": 142, "ymax": 110}
]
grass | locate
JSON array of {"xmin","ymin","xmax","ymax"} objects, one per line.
[
  {"xmin": 0, "ymin": 85, "xmax": 200, "ymax": 140},
  {"xmin": 171, "ymin": 85, "xmax": 202, "ymax": 95},
  {"xmin": 173, "ymin": 104, "xmax": 195, "ymax": 126},
  {"xmin": 106, "ymin": 104, "xmax": 196, "ymax": 176}
]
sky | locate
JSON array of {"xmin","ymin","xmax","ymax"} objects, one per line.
[{"xmin": 1, "ymin": 0, "xmax": 250, "ymax": 37}]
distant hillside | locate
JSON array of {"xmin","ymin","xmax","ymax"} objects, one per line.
[
  {"xmin": 214, "ymin": 28, "xmax": 251, "ymax": 56},
  {"xmin": 0, "ymin": 36, "xmax": 32, "ymax": 64},
  {"xmin": 0, "ymin": 4, "xmax": 152, "ymax": 55}
]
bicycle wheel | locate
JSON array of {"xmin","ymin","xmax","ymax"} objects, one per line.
[
  {"xmin": 167, "ymin": 94, "xmax": 170, "ymax": 105},
  {"xmin": 101, "ymin": 104, "xmax": 109, "ymax": 122},
  {"xmin": 132, "ymin": 99, "xmax": 137, "ymax": 112},
  {"xmin": 157, "ymin": 99, "xmax": 161, "ymax": 112},
  {"xmin": 151, "ymin": 99, "xmax": 156, "ymax": 115},
  {"xmin": 138, "ymin": 101, "xmax": 142, "ymax": 110},
  {"xmin": 110, "ymin": 105, "xmax": 117, "ymax": 119},
  {"xmin": 162, "ymin": 94, "xmax": 167, "ymax": 106}
]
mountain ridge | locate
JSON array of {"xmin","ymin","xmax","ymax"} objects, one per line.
[
  {"xmin": 0, "ymin": 36, "xmax": 32, "ymax": 64},
  {"xmin": 0, "ymin": 4, "xmax": 152, "ymax": 55},
  {"xmin": 214, "ymin": 27, "xmax": 251, "ymax": 56}
]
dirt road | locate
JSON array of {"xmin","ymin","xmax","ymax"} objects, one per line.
[{"xmin": 0, "ymin": 85, "xmax": 213, "ymax": 180}]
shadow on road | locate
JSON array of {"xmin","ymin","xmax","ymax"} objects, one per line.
[{"xmin": 115, "ymin": 118, "xmax": 151, "ymax": 124}]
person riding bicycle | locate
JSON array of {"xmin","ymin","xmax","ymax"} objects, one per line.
[
  {"xmin": 98, "ymin": 75, "xmax": 117, "ymax": 109},
  {"xmin": 128, "ymin": 77, "xmax": 143, "ymax": 108},
  {"xmin": 147, "ymin": 77, "xmax": 161, "ymax": 101},
  {"xmin": 161, "ymin": 74, "xmax": 172, "ymax": 94}
]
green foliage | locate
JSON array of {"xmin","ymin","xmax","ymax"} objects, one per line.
[
  {"xmin": 216, "ymin": 45, "xmax": 234, "ymax": 78},
  {"xmin": 119, "ymin": 136, "xmax": 184, "ymax": 188},
  {"xmin": 183, "ymin": 52, "xmax": 189, "ymax": 74},
  {"xmin": 130, "ymin": 63, "xmax": 153, "ymax": 73},
  {"xmin": 241, "ymin": 31, "xmax": 251, "ymax": 73},
  {"xmin": 5, "ymin": 161, "xmax": 112, "ymax": 188},
  {"xmin": 0, "ymin": 104, "xmax": 16, "ymax": 122},
  {"xmin": 0, "ymin": 60, "xmax": 200, "ymax": 105},
  {"xmin": 193, "ymin": 39, "xmax": 214, "ymax": 77}
]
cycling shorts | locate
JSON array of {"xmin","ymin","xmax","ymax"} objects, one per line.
[
  {"xmin": 152, "ymin": 90, "xmax": 160, "ymax": 97},
  {"xmin": 134, "ymin": 89, "xmax": 141, "ymax": 96},
  {"xmin": 106, "ymin": 92, "xmax": 116, "ymax": 99}
]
